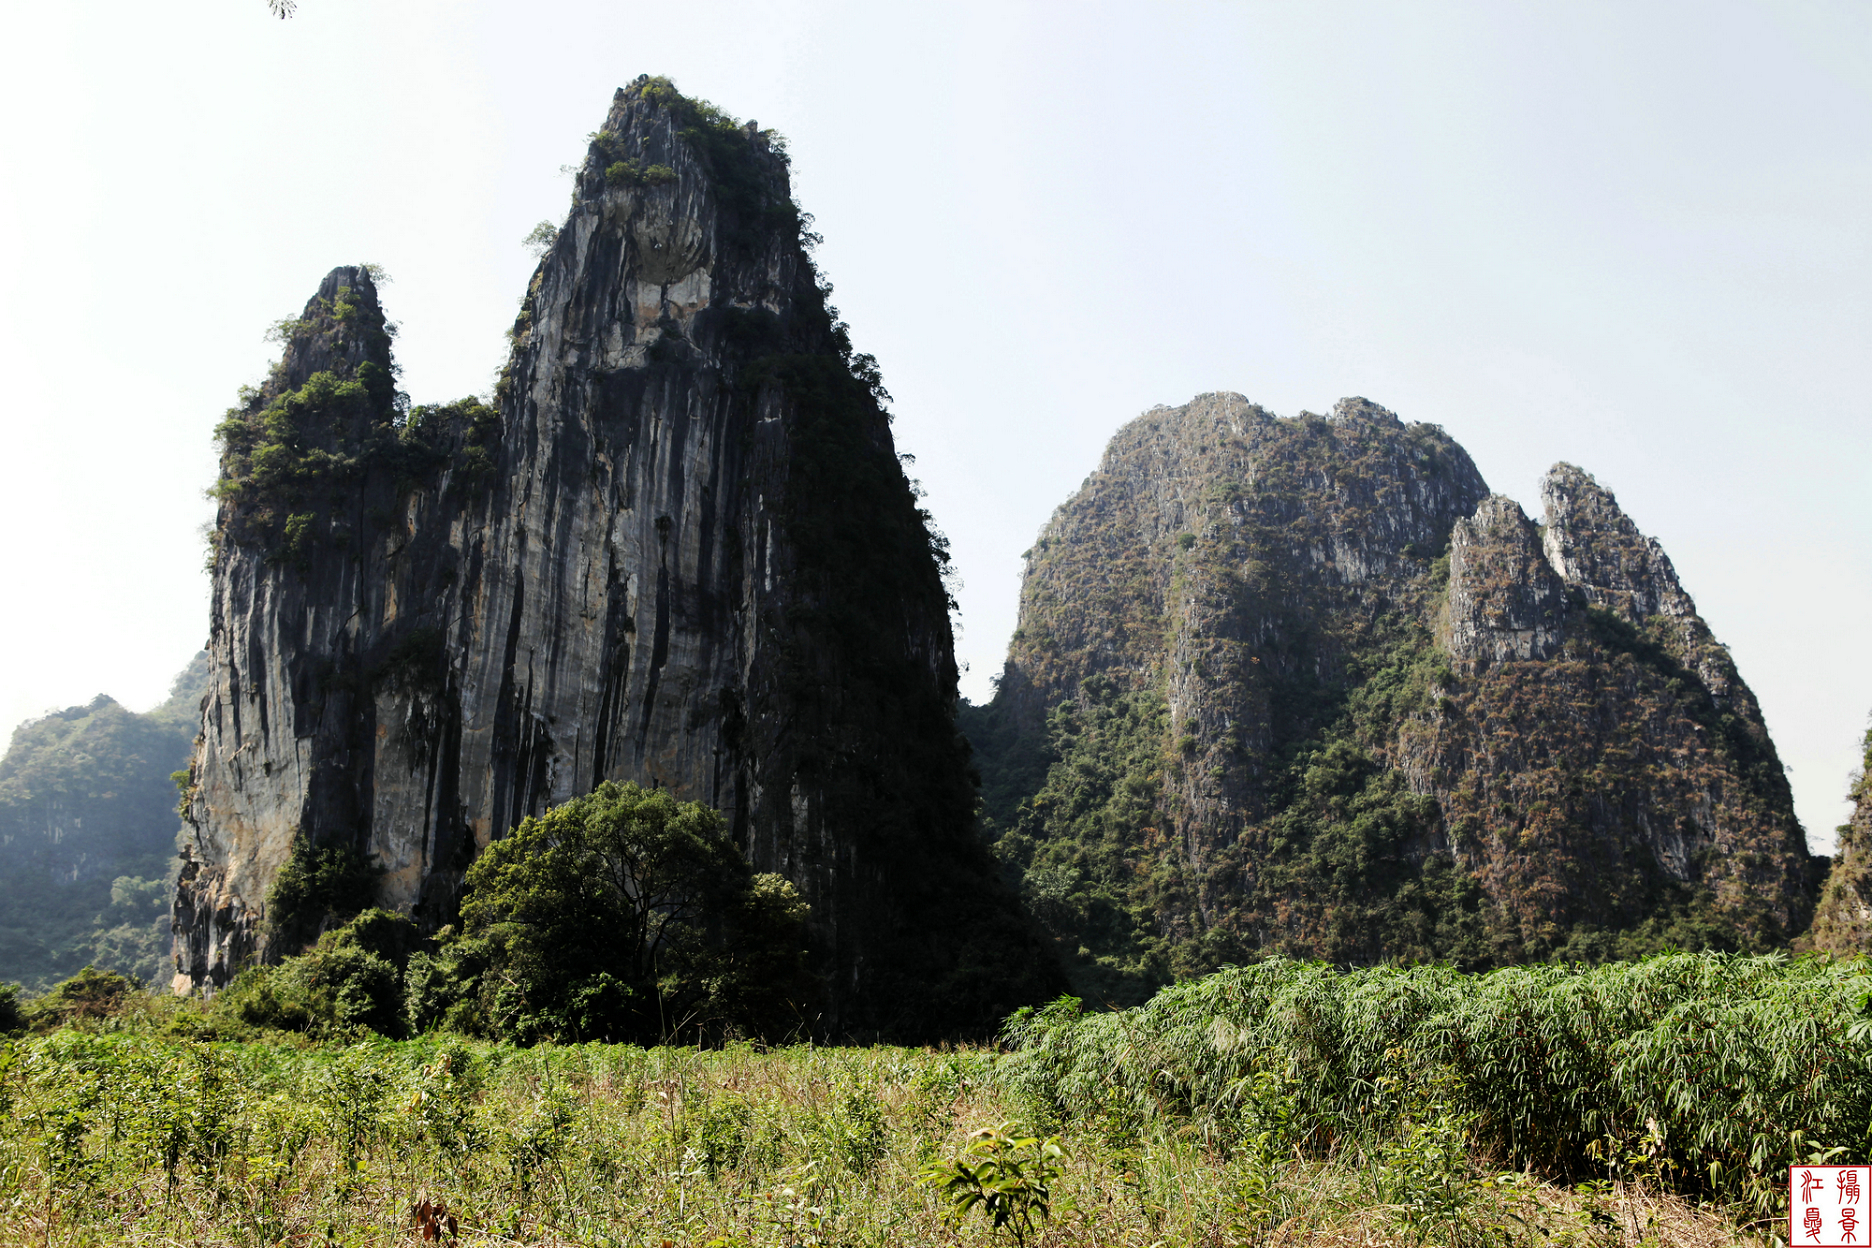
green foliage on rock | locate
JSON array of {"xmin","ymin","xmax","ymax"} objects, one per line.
[
  {"xmin": 603, "ymin": 158, "xmax": 677, "ymax": 188},
  {"xmin": 418, "ymin": 781, "xmax": 817, "ymax": 1045},
  {"xmin": 263, "ymin": 836, "xmax": 383, "ymax": 957},
  {"xmin": 988, "ymin": 626, "xmax": 1500, "ymax": 1003},
  {"xmin": 632, "ymin": 76, "xmax": 798, "ymax": 250},
  {"xmin": 211, "ymin": 270, "xmax": 499, "ymax": 568}
]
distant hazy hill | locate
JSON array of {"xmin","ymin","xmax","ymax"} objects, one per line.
[{"xmin": 0, "ymin": 653, "xmax": 206, "ymax": 991}]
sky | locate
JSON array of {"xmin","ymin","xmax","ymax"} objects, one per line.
[{"xmin": 0, "ymin": 0, "xmax": 1867, "ymax": 848}]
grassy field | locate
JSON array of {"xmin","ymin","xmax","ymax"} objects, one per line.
[{"xmin": 3, "ymin": 950, "xmax": 1854, "ymax": 1246}]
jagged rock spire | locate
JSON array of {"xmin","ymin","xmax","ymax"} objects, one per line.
[
  {"xmin": 177, "ymin": 79, "xmax": 1058, "ymax": 1035},
  {"xmin": 1445, "ymin": 495, "xmax": 1569, "ymax": 670}
]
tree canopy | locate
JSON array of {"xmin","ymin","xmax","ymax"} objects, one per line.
[{"xmin": 424, "ymin": 781, "xmax": 818, "ymax": 1044}]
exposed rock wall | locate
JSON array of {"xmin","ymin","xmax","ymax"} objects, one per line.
[
  {"xmin": 970, "ymin": 395, "xmax": 1815, "ymax": 994},
  {"xmin": 1443, "ymin": 496, "xmax": 1568, "ymax": 670},
  {"xmin": 997, "ymin": 392, "xmax": 1486, "ymax": 799},
  {"xmin": 177, "ymin": 79, "xmax": 1053, "ymax": 1037}
]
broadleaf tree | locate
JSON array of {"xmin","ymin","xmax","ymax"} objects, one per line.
[{"xmin": 427, "ymin": 781, "xmax": 818, "ymax": 1043}]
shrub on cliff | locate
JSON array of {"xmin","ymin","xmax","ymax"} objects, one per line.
[
  {"xmin": 263, "ymin": 837, "xmax": 382, "ymax": 957},
  {"xmin": 215, "ymin": 908, "xmax": 417, "ymax": 1038},
  {"xmin": 412, "ymin": 782, "xmax": 818, "ymax": 1045}
]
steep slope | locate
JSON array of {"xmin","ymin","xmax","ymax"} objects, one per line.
[
  {"xmin": 1805, "ymin": 725, "xmax": 1872, "ymax": 953},
  {"xmin": 177, "ymin": 77, "xmax": 1056, "ymax": 1036},
  {"xmin": 0, "ymin": 655, "xmax": 207, "ymax": 988},
  {"xmin": 966, "ymin": 393, "xmax": 1813, "ymax": 1001}
]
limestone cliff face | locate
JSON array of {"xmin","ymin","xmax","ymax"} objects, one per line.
[
  {"xmin": 177, "ymin": 78, "xmax": 1052, "ymax": 1036},
  {"xmin": 1442, "ymin": 496, "xmax": 1568, "ymax": 670},
  {"xmin": 1403, "ymin": 465, "xmax": 1810, "ymax": 956},
  {"xmin": 968, "ymin": 394, "xmax": 1813, "ymax": 997}
]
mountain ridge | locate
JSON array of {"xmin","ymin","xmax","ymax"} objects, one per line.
[
  {"xmin": 964, "ymin": 392, "xmax": 1814, "ymax": 1001},
  {"xmin": 0, "ymin": 654, "xmax": 206, "ymax": 990}
]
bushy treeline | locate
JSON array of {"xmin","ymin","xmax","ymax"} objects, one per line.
[
  {"xmin": 1003, "ymin": 952, "xmax": 1872, "ymax": 1221},
  {"xmin": 220, "ymin": 781, "xmax": 819, "ymax": 1046}
]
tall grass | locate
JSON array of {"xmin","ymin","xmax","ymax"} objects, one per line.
[
  {"xmin": 0, "ymin": 1024, "xmax": 1756, "ymax": 1246},
  {"xmin": 1003, "ymin": 951, "xmax": 1872, "ymax": 1221},
  {"xmin": 0, "ymin": 951, "xmax": 1838, "ymax": 1245}
]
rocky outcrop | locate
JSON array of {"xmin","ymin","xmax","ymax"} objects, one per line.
[
  {"xmin": 1443, "ymin": 496, "xmax": 1568, "ymax": 670},
  {"xmin": 176, "ymin": 78, "xmax": 1055, "ymax": 1037},
  {"xmin": 1541, "ymin": 463, "xmax": 1693, "ymax": 621},
  {"xmin": 968, "ymin": 397, "xmax": 1815, "ymax": 996},
  {"xmin": 997, "ymin": 391, "xmax": 1486, "ymax": 732},
  {"xmin": 1540, "ymin": 464, "xmax": 1760, "ymax": 717}
]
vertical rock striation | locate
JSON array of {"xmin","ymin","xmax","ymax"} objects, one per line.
[
  {"xmin": 1443, "ymin": 496, "xmax": 1568, "ymax": 670},
  {"xmin": 177, "ymin": 78, "xmax": 1055, "ymax": 1036},
  {"xmin": 968, "ymin": 396, "xmax": 1815, "ymax": 998}
]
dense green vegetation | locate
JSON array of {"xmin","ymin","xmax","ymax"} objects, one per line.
[
  {"xmin": 430, "ymin": 781, "xmax": 815, "ymax": 1044},
  {"xmin": 972, "ymin": 677, "xmax": 1176, "ymax": 1005},
  {"xmin": 219, "ymin": 784, "xmax": 817, "ymax": 1047},
  {"xmin": 0, "ymin": 654, "xmax": 206, "ymax": 990},
  {"xmin": 976, "ymin": 621, "xmax": 1503, "ymax": 1004},
  {"xmin": 1007, "ymin": 952, "xmax": 1869, "ymax": 1225},
  {"xmin": 0, "ymin": 951, "xmax": 1819, "ymax": 1246}
]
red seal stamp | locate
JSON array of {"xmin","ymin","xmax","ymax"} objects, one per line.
[{"xmin": 1793, "ymin": 1167, "xmax": 1869, "ymax": 1245}]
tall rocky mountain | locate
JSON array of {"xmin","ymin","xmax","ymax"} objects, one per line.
[
  {"xmin": 964, "ymin": 393, "xmax": 1816, "ymax": 1003},
  {"xmin": 0, "ymin": 654, "xmax": 207, "ymax": 989},
  {"xmin": 176, "ymin": 77, "xmax": 1056, "ymax": 1037}
]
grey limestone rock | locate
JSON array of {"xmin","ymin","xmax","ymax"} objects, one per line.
[
  {"xmin": 1443, "ymin": 495, "xmax": 1569, "ymax": 671},
  {"xmin": 972, "ymin": 395, "xmax": 1816, "ymax": 981},
  {"xmin": 1540, "ymin": 463, "xmax": 1693, "ymax": 621},
  {"xmin": 175, "ymin": 79, "xmax": 1055, "ymax": 1036}
]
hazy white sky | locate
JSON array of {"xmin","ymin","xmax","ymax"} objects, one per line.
[{"xmin": 1, "ymin": 0, "xmax": 1866, "ymax": 847}]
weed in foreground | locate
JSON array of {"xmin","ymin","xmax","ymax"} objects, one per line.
[{"xmin": 0, "ymin": 1027, "xmax": 1770, "ymax": 1247}]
